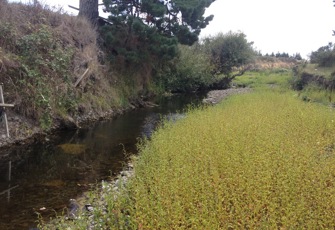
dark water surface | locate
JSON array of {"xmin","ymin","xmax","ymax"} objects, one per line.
[{"xmin": 0, "ymin": 94, "xmax": 205, "ymax": 230}]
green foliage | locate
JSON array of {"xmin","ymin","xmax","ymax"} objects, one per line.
[
  {"xmin": 203, "ymin": 32, "xmax": 255, "ymax": 77},
  {"xmin": 162, "ymin": 44, "xmax": 215, "ymax": 92},
  {"xmin": 275, "ymin": 52, "xmax": 289, "ymax": 58},
  {"xmin": 297, "ymin": 83, "xmax": 335, "ymax": 105},
  {"xmin": 156, "ymin": 32, "xmax": 257, "ymax": 92},
  {"xmin": 14, "ymin": 25, "xmax": 76, "ymax": 129},
  {"xmin": 101, "ymin": 0, "xmax": 216, "ymax": 90},
  {"xmin": 290, "ymin": 63, "xmax": 335, "ymax": 105},
  {"xmin": 103, "ymin": 0, "xmax": 215, "ymax": 45},
  {"xmin": 100, "ymin": 17, "xmax": 178, "ymax": 70},
  {"xmin": 233, "ymin": 70, "xmax": 292, "ymax": 89},
  {"xmin": 310, "ymin": 42, "xmax": 335, "ymax": 67}
]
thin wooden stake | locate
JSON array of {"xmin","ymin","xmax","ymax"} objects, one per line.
[
  {"xmin": 8, "ymin": 161, "xmax": 11, "ymax": 181},
  {"xmin": 0, "ymin": 84, "xmax": 9, "ymax": 138},
  {"xmin": 74, "ymin": 68, "xmax": 90, "ymax": 87}
]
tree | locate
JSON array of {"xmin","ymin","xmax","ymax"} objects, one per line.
[
  {"xmin": 309, "ymin": 42, "xmax": 335, "ymax": 67},
  {"xmin": 79, "ymin": 0, "xmax": 99, "ymax": 25},
  {"xmin": 203, "ymin": 32, "xmax": 255, "ymax": 89},
  {"xmin": 293, "ymin": 53, "xmax": 302, "ymax": 60},
  {"xmin": 204, "ymin": 32, "xmax": 255, "ymax": 76},
  {"xmin": 163, "ymin": 44, "xmax": 215, "ymax": 92},
  {"xmin": 100, "ymin": 0, "xmax": 216, "ymax": 83},
  {"xmin": 103, "ymin": 0, "xmax": 215, "ymax": 45}
]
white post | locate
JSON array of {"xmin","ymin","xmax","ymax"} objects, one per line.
[{"xmin": 0, "ymin": 84, "xmax": 9, "ymax": 138}]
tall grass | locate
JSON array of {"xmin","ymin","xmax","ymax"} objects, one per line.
[{"xmin": 46, "ymin": 91, "xmax": 335, "ymax": 229}]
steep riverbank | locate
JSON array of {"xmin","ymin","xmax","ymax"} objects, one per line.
[
  {"xmin": 0, "ymin": 105, "xmax": 117, "ymax": 149},
  {"xmin": 0, "ymin": 98, "xmax": 157, "ymax": 149},
  {"xmin": 0, "ymin": 1, "xmax": 154, "ymax": 151}
]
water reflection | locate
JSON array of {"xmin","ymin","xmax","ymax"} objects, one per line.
[{"xmin": 0, "ymin": 93, "xmax": 205, "ymax": 229}]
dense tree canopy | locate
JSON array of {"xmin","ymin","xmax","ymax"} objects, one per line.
[
  {"xmin": 100, "ymin": 0, "xmax": 215, "ymax": 72},
  {"xmin": 103, "ymin": 0, "xmax": 215, "ymax": 45}
]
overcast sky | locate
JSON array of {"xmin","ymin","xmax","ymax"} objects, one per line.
[{"xmin": 11, "ymin": 0, "xmax": 335, "ymax": 58}]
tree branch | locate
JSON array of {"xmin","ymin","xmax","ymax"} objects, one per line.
[{"xmin": 229, "ymin": 65, "xmax": 253, "ymax": 80}]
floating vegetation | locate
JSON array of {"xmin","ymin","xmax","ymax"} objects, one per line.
[
  {"xmin": 57, "ymin": 144, "xmax": 86, "ymax": 155},
  {"xmin": 41, "ymin": 179, "xmax": 66, "ymax": 188},
  {"xmin": 120, "ymin": 91, "xmax": 335, "ymax": 229},
  {"xmin": 40, "ymin": 90, "xmax": 335, "ymax": 229}
]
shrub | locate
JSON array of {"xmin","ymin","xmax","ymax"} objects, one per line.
[{"xmin": 162, "ymin": 44, "xmax": 215, "ymax": 92}]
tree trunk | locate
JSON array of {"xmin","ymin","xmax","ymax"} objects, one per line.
[{"xmin": 79, "ymin": 0, "xmax": 99, "ymax": 25}]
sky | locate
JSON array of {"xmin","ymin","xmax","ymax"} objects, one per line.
[{"xmin": 10, "ymin": 0, "xmax": 335, "ymax": 59}]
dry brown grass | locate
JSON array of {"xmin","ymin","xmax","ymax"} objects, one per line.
[{"xmin": 253, "ymin": 56, "xmax": 298, "ymax": 70}]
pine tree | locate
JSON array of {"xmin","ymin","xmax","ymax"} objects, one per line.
[
  {"xmin": 101, "ymin": 0, "xmax": 215, "ymax": 68},
  {"xmin": 103, "ymin": 0, "xmax": 215, "ymax": 45}
]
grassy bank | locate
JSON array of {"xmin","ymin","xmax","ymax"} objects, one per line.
[
  {"xmin": 232, "ymin": 69, "xmax": 292, "ymax": 89},
  {"xmin": 291, "ymin": 63, "xmax": 335, "ymax": 105},
  {"xmin": 43, "ymin": 89, "xmax": 335, "ymax": 229},
  {"xmin": 0, "ymin": 1, "xmax": 142, "ymax": 135}
]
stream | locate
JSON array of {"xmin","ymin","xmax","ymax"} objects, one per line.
[{"xmin": 0, "ymin": 94, "xmax": 205, "ymax": 230}]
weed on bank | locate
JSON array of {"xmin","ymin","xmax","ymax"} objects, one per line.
[{"xmin": 123, "ymin": 91, "xmax": 335, "ymax": 229}]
